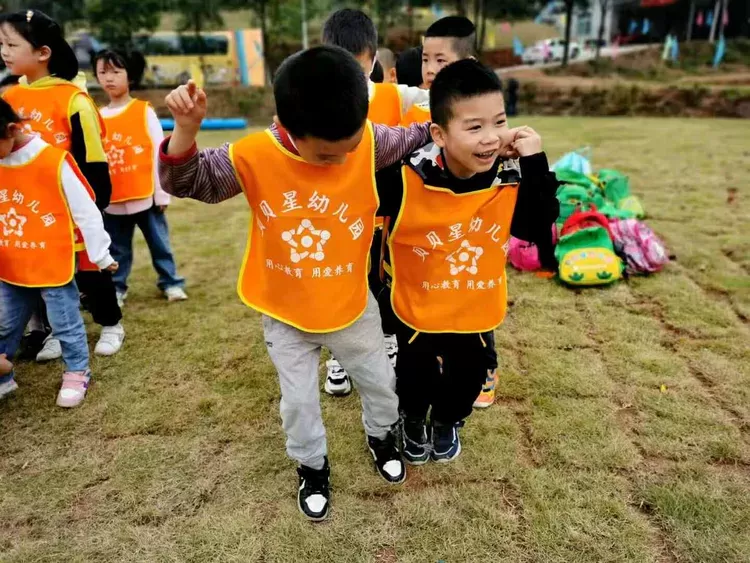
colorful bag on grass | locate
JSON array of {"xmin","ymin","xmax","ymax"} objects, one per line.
[
  {"xmin": 597, "ymin": 169, "xmax": 645, "ymax": 218},
  {"xmin": 551, "ymin": 147, "xmax": 592, "ymax": 175},
  {"xmin": 509, "ymin": 237, "xmax": 542, "ymax": 271},
  {"xmin": 556, "ymin": 184, "xmax": 595, "ymax": 229},
  {"xmin": 555, "ymin": 209, "xmax": 623, "ymax": 286},
  {"xmin": 609, "ymin": 219, "xmax": 669, "ymax": 275}
]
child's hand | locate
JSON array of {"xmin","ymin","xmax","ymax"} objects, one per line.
[
  {"xmin": 165, "ymin": 80, "xmax": 207, "ymax": 132},
  {"xmin": 0, "ymin": 353, "xmax": 12, "ymax": 376},
  {"xmin": 510, "ymin": 126, "xmax": 543, "ymax": 157},
  {"xmin": 105, "ymin": 261, "xmax": 119, "ymax": 273}
]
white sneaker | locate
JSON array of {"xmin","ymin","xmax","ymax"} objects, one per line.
[
  {"xmin": 164, "ymin": 286, "xmax": 188, "ymax": 302},
  {"xmin": 95, "ymin": 323, "xmax": 125, "ymax": 356},
  {"xmin": 36, "ymin": 336, "xmax": 62, "ymax": 362},
  {"xmin": 384, "ymin": 333, "xmax": 398, "ymax": 368},
  {"xmin": 0, "ymin": 378, "xmax": 19, "ymax": 399},
  {"xmin": 324, "ymin": 359, "xmax": 352, "ymax": 396},
  {"xmin": 116, "ymin": 291, "xmax": 128, "ymax": 309}
]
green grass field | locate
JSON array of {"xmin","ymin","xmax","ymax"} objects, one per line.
[{"xmin": 1, "ymin": 117, "xmax": 749, "ymax": 563}]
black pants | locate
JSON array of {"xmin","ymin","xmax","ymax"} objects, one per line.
[
  {"xmin": 395, "ymin": 326, "xmax": 491, "ymax": 425},
  {"xmin": 75, "ymin": 270, "xmax": 122, "ymax": 327}
]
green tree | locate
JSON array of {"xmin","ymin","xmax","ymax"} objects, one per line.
[{"xmin": 86, "ymin": 0, "xmax": 162, "ymax": 48}]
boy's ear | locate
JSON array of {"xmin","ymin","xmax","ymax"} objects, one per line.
[
  {"xmin": 387, "ymin": 68, "xmax": 397, "ymax": 84},
  {"xmin": 430, "ymin": 123, "xmax": 447, "ymax": 148}
]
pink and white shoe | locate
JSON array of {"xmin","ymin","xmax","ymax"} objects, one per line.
[{"xmin": 56, "ymin": 370, "xmax": 91, "ymax": 408}]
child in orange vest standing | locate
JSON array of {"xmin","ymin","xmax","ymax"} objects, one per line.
[
  {"xmin": 380, "ymin": 60, "xmax": 559, "ymax": 463},
  {"xmin": 320, "ymin": 8, "xmax": 430, "ymax": 396},
  {"xmin": 0, "ymin": 10, "xmax": 125, "ymax": 359},
  {"xmin": 159, "ymin": 47, "xmax": 434, "ymax": 521},
  {"xmin": 96, "ymin": 50, "xmax": 186, "ymax": 306},
  {"xmin": 0, "ymin": 99, "xmax": 117, "ymax": 407}
]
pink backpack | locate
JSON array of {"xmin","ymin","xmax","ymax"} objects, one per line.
[
  {"xmin": 608, "ymin": 219, "xmax": 669, "ymax": 274},
  {"xmin": 508, "ymin": 237, "xmax": 542, "ymax": 271}
]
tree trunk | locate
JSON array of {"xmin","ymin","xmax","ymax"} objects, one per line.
[
  {"xmin": 562, "ymin": 0, "xmax": 574, "ymax": 67},
  {"xmin": 259, "ymin": 0, "xmax": 272, "ymax": 83},
  {"xmin": 686, "ymin": 0, "xmax": 696, "ymax": 41},
  {"xmin": 595, "ymin": 0, "xmax": 607, "ymax": 61}
]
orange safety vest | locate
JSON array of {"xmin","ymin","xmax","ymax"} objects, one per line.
[
  {"xmin": 0, "ymin": 145, "xmax": 79, "ymax": 287},
  {"xmin": 368, "ymin": 83, "xmax": 402, "ymax": 127},
  {"xmin": 400, "ymin": 101, "xmax": 431, "ymax": 127},
  {"xmin": 388, "ymin": 167, "xmax": 519, "ymax": 333},
  {"xmin": 2, "ymin": 83, "xmax": 104, "ymax": 152},
  {"xmin": 231, "ymin": 123, "xmax": 379, "ymax": 333},
  {"xmin": 102, "ymin": 99, "xmax": 155, "ymax": 203}
]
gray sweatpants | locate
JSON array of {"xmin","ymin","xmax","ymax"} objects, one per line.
[{"xmin": 262, "ymin": 293, "xmax": 399, "ymax": 470}]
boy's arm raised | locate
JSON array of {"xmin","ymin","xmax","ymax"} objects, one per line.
[
  {"xmin": 372, "ymin": 122, "xmax": 432, "ymax": 171},
  {"xmin": 159, "ymin": 81, "xmax": 242, "ymax": 204}
]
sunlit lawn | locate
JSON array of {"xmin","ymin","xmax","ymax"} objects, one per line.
[{"xmin": 1, "ymin": 117, "xmax": 749, "ymax": 562}]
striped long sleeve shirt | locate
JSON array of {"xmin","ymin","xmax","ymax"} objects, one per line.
[{"xmin": 158, "ymin": 122, "xmax": 431, "ymax": 203}]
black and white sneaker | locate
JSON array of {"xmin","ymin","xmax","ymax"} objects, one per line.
[
  {"xmin": 297, "ymin": 457, "xmax": 331, "ymax": 521},
  {"xmin": 324, "ymin": 359, "xmax": 352, "ymax": 396},
  {"xmin": 367, "ymin": 432, "xmax": 406, "ymax": 484},
  {"xmin": 402, "ymin": 417, "xmax": 430, "ymax": 465}
]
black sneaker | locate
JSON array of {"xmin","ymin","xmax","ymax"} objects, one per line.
[
  {"xmin": 431, "ymin": 420, "xmax": 464, "ymax": 463},
  {"xmin": 367, "ymin": 432, "xmax": 406, "ymax": 484},
  {"xmin": 17, "ymin": 330, "xmax": 48, "ymax": 360},
  {"xmin": 402, "ymin": 417, "xmax": 430, "ymax": 465},
  {"xmin": 297, "ymin": 457, "xmax": 331, "ymax": 521}
]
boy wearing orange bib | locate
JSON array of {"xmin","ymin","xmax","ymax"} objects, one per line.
[
  {"xmin": 320, "ymin": 9, "xmax": 431, "ymax": 395},
  {"xmin": 379, "ymin": 61, "xmax": 559, "ymax": 463},
  {"xmin": 0, "ymin": 100, "xmax": 117, "ymax": 408},
  {"xmin": 96, "ymin": 51, "xmax": 186, "ymax": 306},
  {"xmin": 159, "ymin": 47, "xmax": 433, "ymax": 521}
]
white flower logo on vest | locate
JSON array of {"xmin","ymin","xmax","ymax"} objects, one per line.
[
  {"xmin": 282, "ymin": 219, "xmax": 331, "ymax": 263},
  {"xmin": 0, "ymin": 207, "xmax": 28, "ymax": 237},
  {"xmin": 446, "ymin": 239, "xmax": 483, "ymax": 276},
  {"xmin": 106, "ymin": 144, "xmax": 126, "ymax": 167}
]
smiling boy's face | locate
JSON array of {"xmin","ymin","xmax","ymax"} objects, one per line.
[{"xmin": 431, "ymin": 91, "xmax": 514, "ymax": 179}]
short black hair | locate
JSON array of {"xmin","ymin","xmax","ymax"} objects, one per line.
[
  {"xmin": 370, "ymin": 59, "xmax": 384, "ymax": 83},
  {"xmin": 321, "ymin": 9, "xmax": 378, "ymax": 59},
  {"xmin": 425, "ymin": 16, "xmax": 476, "ymax": 58},
  {"xmin": 430, "ymin": 59, "xmax": 503, "ymax": 128},
  {"xmin": 93, "ymin": 50, "xmax": 146, "ymax": 86},
  {"xmin": 0, "ymin": 98, "xmax": 21, "ymax": 138},
  {"xmin": 274, "ymin": 46, "xmax": 368, "ymax": 141},
  {"xmin": 395, "ymin": 46, "xmax": 423, "ymax": 87},
  {"xmin": 0, "ymin": 75, "xmax": 20, "ymax": 89},
  {"xmin": 0, "ymin": 10, "xmax": 79, "ymax": 80}
]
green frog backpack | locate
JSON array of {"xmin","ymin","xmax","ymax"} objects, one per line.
[{"xmin": 555, "ymin": 208, "xmax": 624, "ymax": 286}]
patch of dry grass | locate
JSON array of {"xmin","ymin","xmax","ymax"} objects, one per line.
[{"xmin": 1, "ymin": 117, "xmax": 749, "ymax": 562}]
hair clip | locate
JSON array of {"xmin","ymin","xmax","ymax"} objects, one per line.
[{"xmin": 26, "ymin": 10, "xmax": 33, "ymax": 23}]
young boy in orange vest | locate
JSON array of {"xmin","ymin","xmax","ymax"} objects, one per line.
[
  {"xmin": 320, "ymin": 8, "xmax": 430, "ymax": 395},
  {"xmin": 95, "ymin": 50, "xmax": 187, "ymax": 306},
  {"xmin": 0, "ymin": 99, "xmax": 118, "ymax": 407},
  {"xmin": 159, "ymin": 46, "xmax": 433, "ymax": 521},
  {"xmin": 380, "ymin": 60, "xmax": 559, "ymax": 463},
  {"xmin": 397, "ymin": 16, "xmax": 504, "ymax": 408}
]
